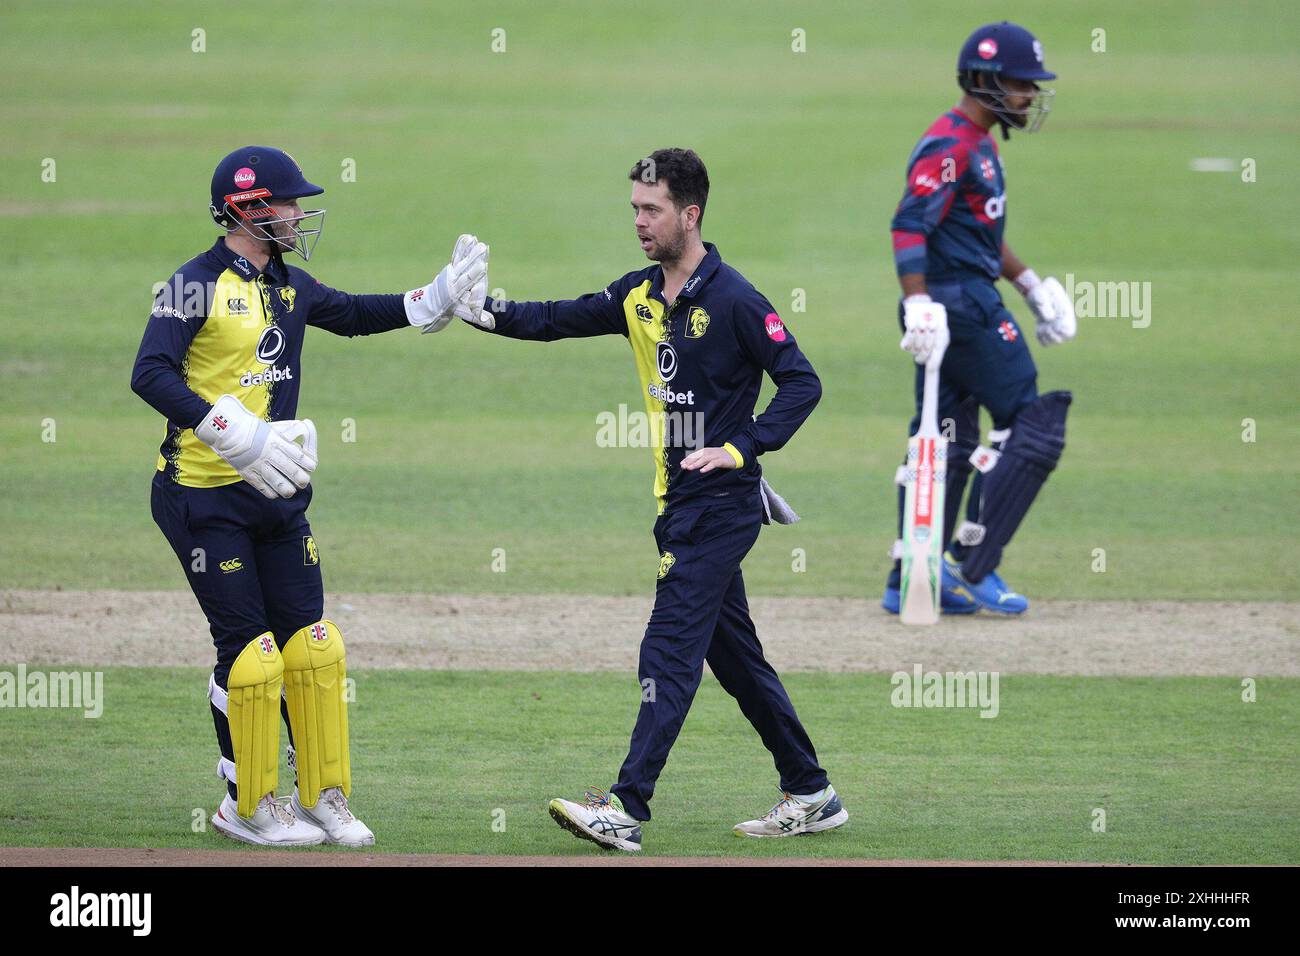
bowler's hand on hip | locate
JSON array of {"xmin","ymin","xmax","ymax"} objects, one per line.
[{"xmin": 681, "ymin": 447, "xmax": 739, "ymax": 475}]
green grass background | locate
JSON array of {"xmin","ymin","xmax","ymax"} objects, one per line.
[
  {"xmin": 1, "ymin": 2, "xmax": 1296, "ymax": 863},
  {"xmin": 1, "ymin": 1, "xmax": 1297, "ymax": 600},
  {"xmin": 1, "ymin": 667, "xmax": 1295, "ymax": 863}
]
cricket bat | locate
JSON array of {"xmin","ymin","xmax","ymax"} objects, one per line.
[{"xmin": 900, "ymin": 342, "xmax": 948, "ymax": 625}]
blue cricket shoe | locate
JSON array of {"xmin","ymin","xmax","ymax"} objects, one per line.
[
  {"xmin": 882, "ymin": 561, "xmax": 979, "ymax": 615},
  {"xmin": 944, "ymin": 553, "xmax": 1029, "ymax": 615}
]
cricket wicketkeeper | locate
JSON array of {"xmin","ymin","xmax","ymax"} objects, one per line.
[
  {"xmin": 131, "ymin": 146, "xmax": 487, "ymax": 845},
  {"xmin": 884, "ymin": 22, "xmax": 1077, "ymax": 616},
  {"xmin": 458, "ymin": 148, "xmax": 847, "ymax": 851}
]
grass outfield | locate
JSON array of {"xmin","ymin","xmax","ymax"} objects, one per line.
[
  {"xmin": 1, "ymin": 667, "xmax": 1295, "ymax": 864},
  {"xmin": 1, "ymin": 1, "xmax": 1298, "ymax": 600}
]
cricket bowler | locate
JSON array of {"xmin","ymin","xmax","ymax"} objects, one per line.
[
  {"xmin": 131, "ymin": 146, "xmax": 487, "ymax": 846},
  {"xmin": 458, "ymin": 148, "xmax": 846, "ymax": 851},
  {"xmin": 884, "ymin": 22, "xmax": 1077, "ymax": 616}
]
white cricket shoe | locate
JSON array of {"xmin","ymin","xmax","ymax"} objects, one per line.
[
  {"xmin": 733, "ymin": 785, "xmax": 849, "ymax": 838},
  {"xmin": 548, "ymin": 788, "xmax": 643, "ymax": 852},
  {"xmin": 292, "ymin": 787, "xmax": 375, "ymax": 847},
  {"xmin": 212, "ymin": 792, "xmax": 326, "ymax": 847}
]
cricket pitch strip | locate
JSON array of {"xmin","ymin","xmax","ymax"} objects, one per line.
[{"xmin": 1, "ymin": 589, "xmax": 1296, "ymax": 677}]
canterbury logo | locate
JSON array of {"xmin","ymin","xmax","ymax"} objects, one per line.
[
  {"xmin": 635, "ymin": 303, "xmax": 654, "ymax": 323},
  {"xmin": 219, "ymin": 559, "xmax": 243, "ymax": 573}
]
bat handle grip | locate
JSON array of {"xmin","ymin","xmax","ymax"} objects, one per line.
[
  {"xmin": 925, "ymin": 336, "xmax": 949, "ymax": 372},
  {"xmin": 919, "ymin": 339, "xmax": 948, "ymax": 432}
]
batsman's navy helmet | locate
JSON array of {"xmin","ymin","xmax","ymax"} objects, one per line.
[
  {"xmin": 209, "ymin": 146, "xmax": 326, "ymax": 261},
  {"xmin": 957, "ymin": 22, "xmax": 1056, "ymax": 137}
]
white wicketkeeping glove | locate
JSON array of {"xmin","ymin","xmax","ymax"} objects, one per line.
[
  {"xmin": 1016, "ymin": 270, "xmax": 1077, "ymax": 346},
  {"xmin": 900, "ymin": 295, "xmax": 950, "ymax": 365},
  {"xmin": 194, "ymin": 395, "xmax": 318, "ymax": 500},
  {"xmin": 451, "ymin": 233, "xmax": 495, "ymax": 330},
  {"xmin": 405, "ymin": 236, "xmax": 489, "ymax": 334}
]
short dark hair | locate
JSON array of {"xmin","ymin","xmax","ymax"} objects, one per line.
[{"xmin": 629, "ymin": 148, "xmax": 709, "ymax": 227}]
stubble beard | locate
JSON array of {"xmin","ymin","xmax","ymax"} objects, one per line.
[{"xmin": 647, "ymin": 223, "xmax": 688, "ymax": 266}]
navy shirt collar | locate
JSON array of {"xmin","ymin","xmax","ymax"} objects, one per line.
[
  {"xmin": 650, "ymin": 242, "xmax": 722, "ymax": 302},
  {"xmin": 209, "ymin": 237, "xmax": 288, "ymax": 284}
]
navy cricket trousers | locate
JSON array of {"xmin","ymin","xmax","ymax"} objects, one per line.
[
  {"xmin": 612, "ymin": 492, "xmax": 829, "ymax": 821},
  {"xmin": 151, "ymin": 475, "xmax": 323, "ymax": 798}
]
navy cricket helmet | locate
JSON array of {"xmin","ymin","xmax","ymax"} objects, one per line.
[
  {"xmin": 209, "ymin": 146, "xmax": 326, "ymax": 261},
  {"xmin": 957, "ymin": 22, "xmax": 1056, "ymax": 138}
]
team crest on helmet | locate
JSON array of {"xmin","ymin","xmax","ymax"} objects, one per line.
[
  {"xmin": 657, "ymin": 551, "xmax": 676, "ymax": 580},
  {"xmin": 686, "ymin": 306, "xmax": 710, "ymax": 338},
  {"xmin": 978, "ymin": 38, "xmax": 998, "ymax": 59}
]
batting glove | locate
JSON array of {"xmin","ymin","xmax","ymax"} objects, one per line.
[
  {"xmin": 405, "ymin": 236, "xmax": 489, "ymax": 334},
  {"xmin": 900, "ymin": 295, "xmax": 950, "ymax": 365},
  {"xmin": 194, "ymin": 395, "xmax": 318, "ymax": 500},
  {"xmin": 1016, "ymin": 270, "xmax": 1077, "ymax": 346}
]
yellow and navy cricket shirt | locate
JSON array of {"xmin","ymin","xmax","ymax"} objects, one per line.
[
  {"xmin": 131, "ymin": 239, "xmax": 408, "ymax": 487},
  {"xmin": 479, "ymin": 243, "xmax": 821, "ymax": 513}
]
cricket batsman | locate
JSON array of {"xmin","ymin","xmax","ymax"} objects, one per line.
[
  {"xmin": 883, "ymin": 22, "xmax": 1077, "ymax": 616},
  {"xmin": 131, "ymin": 146, "xmax": 487, "ymax": 845},
  {"xmin": 457, "ymin": 148, "xmax": 846, "ymax": 851}
]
